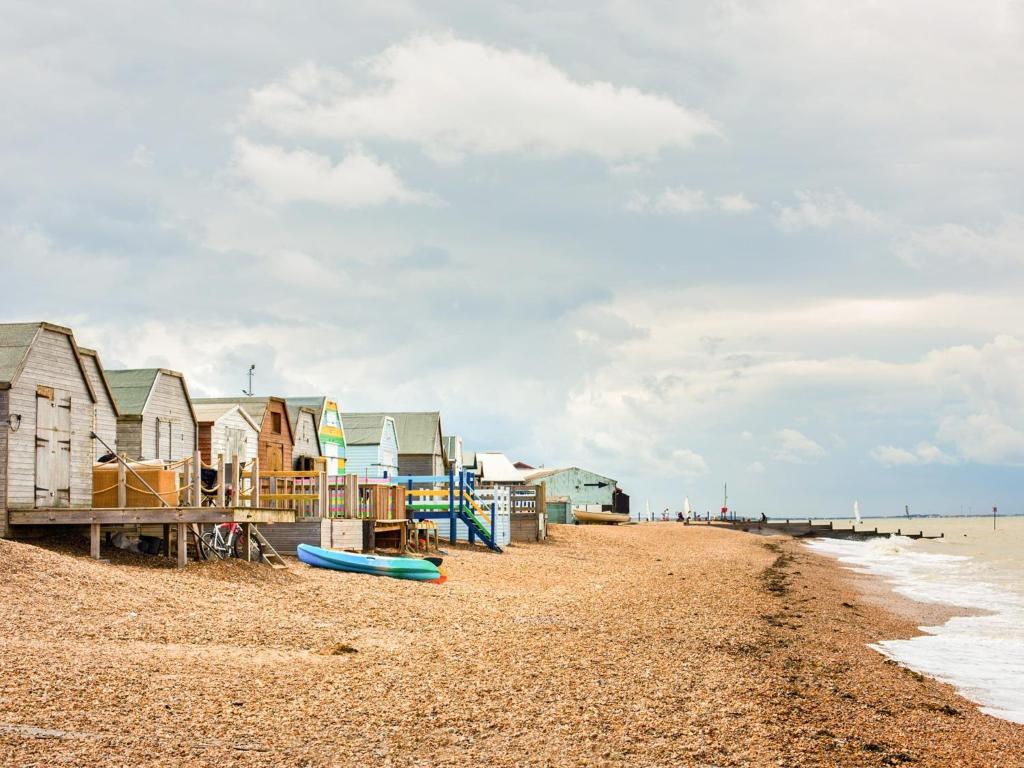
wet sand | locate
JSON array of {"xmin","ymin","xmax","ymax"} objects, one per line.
[{"xmin": 0, "ymin": 524, "xmax": 1021, "ymax": 767}]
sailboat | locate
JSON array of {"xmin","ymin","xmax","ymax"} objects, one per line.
[
  {"xmin": 853, "ymin": 500, "xmax": 862, "ymax": 525},
  {"xmin": 645, "ymin": 498, "xmax": 651, "ymax": 523},
  {"xmin": 684, "ymin": 496, "xmax": 692, "ymax": 518}
]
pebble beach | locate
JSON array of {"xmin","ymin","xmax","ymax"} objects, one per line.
[{"xmin": 1, "ymin": 524, "xmax": 1022, "ymax": 767}]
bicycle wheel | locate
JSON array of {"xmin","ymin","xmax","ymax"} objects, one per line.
[{"xmin": 199, "ymin": 531, "xmax": 225, "ymax": 560}]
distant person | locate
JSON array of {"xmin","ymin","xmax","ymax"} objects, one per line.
[
  {"xmin": 676, "ymin": 511, "xmax": 684, "ymax": 522},
  {"xmin": 760, "ymin": 512, "xmax": 768, "ymax": 523}
]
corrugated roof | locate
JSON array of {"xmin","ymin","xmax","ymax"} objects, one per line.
[
  {"xmin": 523, "ymin": 466, "xmax": 618, "ymax": 485},
  {"xmin": 477, "ymin": 452, "xmax": 525, "ymax": 483},
  {"xmin": 105, "ymin": 369, "xmax": 161, "ymax": 416},
  {"xmin": 344, "ymin": 411, "xmax": 440, "ymax": 454},
  {"xmin": 340, "ymin": 413, "xmax": 394, "ymax": 447}
]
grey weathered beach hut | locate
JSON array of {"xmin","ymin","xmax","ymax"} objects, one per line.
[
  {"xmin": 78, "ymin": 347, "xmax": 120, "ymax": 460},
  {"xmin": 105, "ymin": 369, "xmax": 197, "ymax": 461},
  {"xmin": 387, "ymin": 412, "xmax": 446, "ymax": 476},
  {"xmin": 0, "ymin": 322, "xmax": 98, "ymax": 537},
  {"xmin": 288, "ymin": 404, "xmax": 322, "ymax": 469}
]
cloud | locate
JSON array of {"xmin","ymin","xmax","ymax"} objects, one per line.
[
  {"xmin": 772, "ymin": 428, "xmax": 827, "ymax": 463},
  {"xmin": 715, "ymin": 193, "xmax": 757, "ymax": 213},
  {"xmin": 774, "ymin": 189, "xmax": 881, "ymax": 233},
  {"xmin": 628, "ymin": 187, "xmax": 754, "ymax": 215},
  {"xmin": 670, "ymin": 448, "xmax": 710, "ymax": 479},
  {"xmin": 896, "ymin": 214, "xmax": 1024, "ymax": 268},
  {"xmin": 746, "ymin": 461, "xmax": 765, "ymax": 473},
  {"xmin": 870, "ymin": 442, "xmax": 956, "ymax": 467},
  {"xmin": 232, "ymin": 138, "xmax": 429, "ymax": 208},
  {"xmin": 244, "ymin": 35, "xmax": 719, "ymax": 163}
]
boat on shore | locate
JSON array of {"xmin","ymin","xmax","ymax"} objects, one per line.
[
  {"xmin": 297, "ymin": 544, "xmax": 443, "ymax": 582},
  {"xmin": 574, "ymin": 510, "xmax": 630, "ymax": 525}
]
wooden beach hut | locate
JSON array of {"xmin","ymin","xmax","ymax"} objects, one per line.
[
  {"xmin": 341, "ymin": 413, "xmax": 399, "ymax": 480},
  {"xmin": 286, "ymin": 397, "xmax": 346, "ymax": 474},
  {"xmin": 194, "ymin": 397, "xmax": 294, "ymax": 472},
  {"xmin": 193, "ymin": 402, "xmax": 259, "ymax": 470},
  {"xmin": 0, "ymin": 322, "xmax": 98, "ymax": 536},
  {"xmin": 524, "ymin": 466, "xmax": 621, "ymax": 524},
  {"xmin": 77, "ymin": 347, "xmax": 120, "ymax": 460},
  {"xmin": 105, "ymin": 368, "xmax": 197, "ymax": 461},
  {"xmin": 345, "ymin": 412, "xmax": 445, "ymax": 476},
  {"xmin": 288, "ymin": 404, "xmax": 322, "ymax": 469}
]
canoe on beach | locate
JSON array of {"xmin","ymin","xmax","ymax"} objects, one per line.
[
  {"xmin": 574, "ymin": 510, "xmax": 630, "ymax": 525},
  {"xmin": 297, "ymin": 544, "xmax": 442, "ymax": 581}
]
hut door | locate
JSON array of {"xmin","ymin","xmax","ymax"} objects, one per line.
[
  {"xmin": 35, "ymin": 387, "xmax": 72, "ymax": 508},
  {"xmin": 267, "ymin": 444, "xmax": 283, "ymax": 471}
]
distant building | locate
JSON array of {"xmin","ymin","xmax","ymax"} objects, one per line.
[
  {"xmin": 345, "ymin": 412, "xmax": 445, "ymax": 476},
  {"xmin": 286, "ymin": 397, "xmax": 346, "ymax": 475},
  {"xmin": 443, "ymin": 435, "xmax": 464, "ymax": 474},
  {"xmin": 194, "ymin": 396, "xmax": 294, "ymax": 471},
  {"xmin": 523, "ymin": 466, "xmax": 623, "ymax": 524},
  {"xmin": 476, "ymin": 452, "xmax": 526, "ymax": 486}
]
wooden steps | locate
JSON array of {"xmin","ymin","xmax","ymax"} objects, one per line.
[{"xmin": 250, "ymin": 525, "xmax": 288, "ymax": 569}]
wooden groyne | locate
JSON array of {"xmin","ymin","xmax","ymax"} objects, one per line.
[{"xmin": 705, "ymin": 519, "xmax": 943, "ymax": 541}]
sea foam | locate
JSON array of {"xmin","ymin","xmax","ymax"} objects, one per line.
[{"xmin": 806, "ymin": 536, "xmax": 1024, "ymax": 724}]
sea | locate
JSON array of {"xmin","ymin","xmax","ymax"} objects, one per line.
[{"xmin": 805, "ymin": 516, "xmax": 1024, "ymax": 724}]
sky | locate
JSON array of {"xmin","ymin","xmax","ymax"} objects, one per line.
[{"xmin": 2, "ymin": 1, "xmax": 1023, "ymax": 518}]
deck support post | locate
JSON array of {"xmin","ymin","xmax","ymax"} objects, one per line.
[
  {"xmin": 193, "ymin": 450, "xmax": 203, "ymax": 507},
  {"xmin": 163, "ymin": 524, "xmax": 171, "ymax": 557},
  {"xmin": 318, "ymin": 469, "xmax": 329, "ymax": 518},
  {"xmin": 252, "ymin": 457, "xmax": 260, "ymax": 507},
  {"xmin": 217, "ymin": 453, "xmax": 226, "ymax": 507},
  {"xmin": 230, "ymin": 454, "xmax": 240, "ymax": 507},
  {"xmin": 241, "ymin": 522, "xmax": 252, "ymax": 562},
  {"xmin": 116, "ymin": 459, "xmax": 127, "ymax": 508},
  {"xmin": 90, "ymin": 523, "xmax": 101, "ymax": 560},
  {"xmin": 344, "ymin": 474, "xmax": 358, "ymax": 519},
  {"xmin": 176, "ymin": 522, "xmax": 187, "ymax": 569}
]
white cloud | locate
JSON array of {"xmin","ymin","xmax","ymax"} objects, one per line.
[
  {"xmin": 740, "ymin": 430, "xmax": 754, "ymax": 440},
  {"xmin": 232, "ymin": 138, "xmax": 429, "ymax": 208},
  {"xmin": 130, "ymin": 144, "xmax": 153, "ymax": 167},
  {"xmin": 772, "ymin": 428, "xmax": 827, "ymax": 463},
  {"xmin": 244, "ymin": 35, "xmax": 719, "ymax": 163},
  {"xmin": 670, "ymin": 448, "xmax": 710, "ymax": 479},
  {"xmin": 870, "ymin": 442, "xmax": 956, "ymax": 467},
  {"xmin": 628, "ymin": 187, "xmax": 755, "ymax": 215},
  {"xmin": 774, "ymin": 189, "xmax": 881, "ymax": 233},
  {"xmin": 715, "ymin": 193, "xmax": 757, "ymax": 213},
  {"xmin": 746, "ymin": 461, "xmax": 765, "ymax": 474},
  {"xmin": 896, "ymin": 214, "xmax": 1024, "ymax": 268}
]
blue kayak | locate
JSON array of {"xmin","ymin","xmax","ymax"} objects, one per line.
[{"xmin": 297, "ymin": 544, "xmax": 443, "ymax": 582}]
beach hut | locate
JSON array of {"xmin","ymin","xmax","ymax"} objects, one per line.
[
  {"xmin": 340, "ymin": 413, "xmax": 399, "ymax": 480},
  {"xmin": 286, "ymin": 397, "xmax": 346, "ymax": 474},
  {"xmin": 524, "ymin": 466, "xmax": 620, "ymax": 524},
  {"xmin": 193, "ymin": 402, "xmax": 259, "ymax": 471},
  {"xmin": 389, "ymin": 412, "xmax": 446, "ymax": 476},
  {"xmin": 106, "ymin": 369, "xmax": 198, "ymax": 462},
  {"xmin": 77, "ymin": 347, "xmax": 120, "ymax": 460},
  {"xmin": 443, "ymin": 435, "xmax": 464, "ymax": 474},
  {"xmin": 476, "ymin": 452, "xmax": 526, "ymax": 487},
  {"xmin": 288, "ymin": 404, "xmax": 322, "ymax": 469},
  {"xmin": 194, "ymin": 397, "xmax": 294, "ymax": 471},
  {"xmin": 0, "ymin": 322, "xmax": 99, "ymax": 536}
]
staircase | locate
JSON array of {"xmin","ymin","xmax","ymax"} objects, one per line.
[
  {"xmin": 250, "ymin": 525, "xmax": 288, "ymax": 569},
  {"xmin": 458, "ymin": 496, "xmax": 502, "ymax": 553}
]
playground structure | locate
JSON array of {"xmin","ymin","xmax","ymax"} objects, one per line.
[{"xmin": 398, "ymin": 469, "xmax": 506, "ymax": 552}]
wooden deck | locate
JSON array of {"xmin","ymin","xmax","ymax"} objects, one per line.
[{"xmin": 6, "ymin": 506, "xmax": 297, "ymax": 569}]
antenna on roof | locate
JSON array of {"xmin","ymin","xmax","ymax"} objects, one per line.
[{"xmin": 243, "ymin": 364, "xmax": 255, "ymax": 397}]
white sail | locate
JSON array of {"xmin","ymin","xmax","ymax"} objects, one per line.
[
  {"xmin": 645, "ymin": 498, "xmax": 651, "ymax": 522},
  {"xmin": 684, "ymin": 496, "xmax": 692, "ymax": 516},
  {"xmin": 853, "ymin": 500, "xmax": 862, "ymax": 524}
]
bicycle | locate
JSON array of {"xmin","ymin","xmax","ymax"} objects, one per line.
[{"xmin": 198, "ymin": 522, "xmax": 263, "ymax": 562}]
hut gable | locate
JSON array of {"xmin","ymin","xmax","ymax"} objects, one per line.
[
  {"xmin": 78, "ymin": 348, "xmax": 120, "ymax": 460},
  {"xmin": 0, "ymin": 322, "xmax": 98, "ymax": 533},
  {"xmin": 289, "ymin": 406, "xmax": 322, "ymax": 466},
  {"xmin": 194, "ymin": 396, "xmax": 294, "ymax": 472},
  {"xmin": 193, "ymin": 402, "xmax": 259, "ymax": 465},
  {"xmin": 287, "ymin": 397, "xmax": 346, "ymax": 475},
  {"xmin": 340, "ymin": 413, "xmax": 399, "ymax": 479},
  {"xmin": 106, "ymin": 369, "xmax": 197, "ymax": 461},
  {"xmin": 346, "ymin": 411, "xmax": 443, "ymax": 477}
]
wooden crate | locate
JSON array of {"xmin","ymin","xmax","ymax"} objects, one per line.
[{"xmin": 92, "ymin": 465, "xmax": 178, "ymax": 508}]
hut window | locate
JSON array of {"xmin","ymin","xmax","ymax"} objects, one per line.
[{"xmin": 271, "ymin": 412, "xmax": 282, "ymax": 434}]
